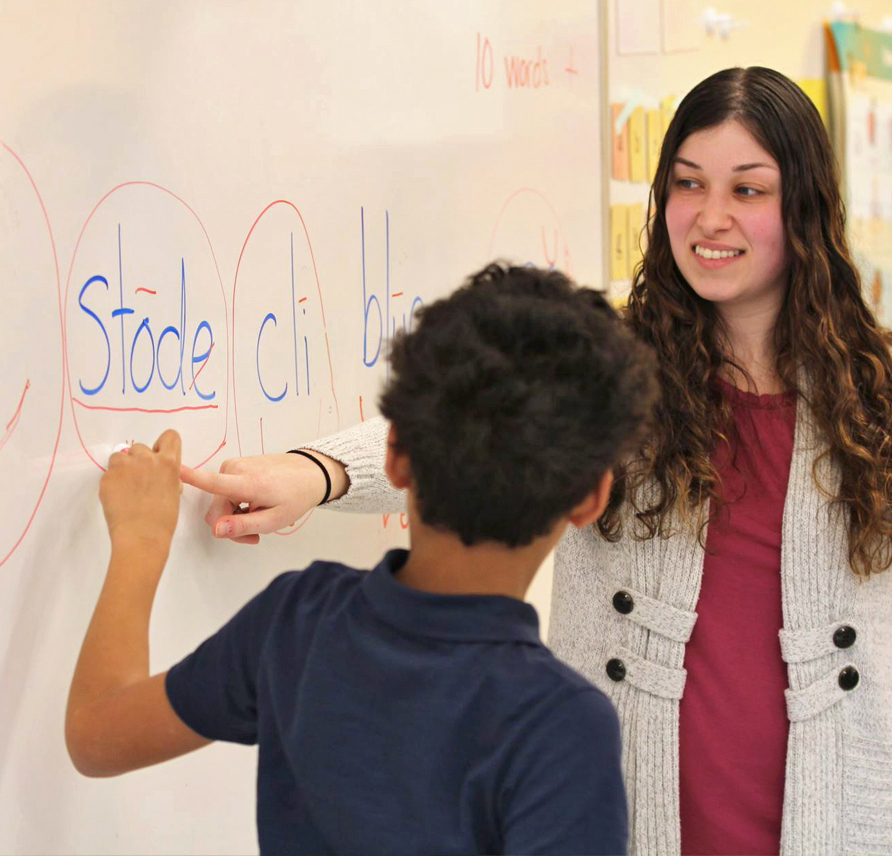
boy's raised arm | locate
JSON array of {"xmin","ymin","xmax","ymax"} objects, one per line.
[{"xmin": 66, "ymin": 430, "xmax": 210, "ymax": 777}]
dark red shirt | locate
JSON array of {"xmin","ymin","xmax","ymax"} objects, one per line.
[{"xmin": 679, "ymin": 380, "xmax": 796, "ymax": 856}]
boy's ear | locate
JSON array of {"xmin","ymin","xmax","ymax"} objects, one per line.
[
  {"xmin": 384, "ymin": 424, "xmax": 412, "ymax": 490},
  {"xmin": 567, "ymin": 470, "xmax": 614, "ymax": 529}
]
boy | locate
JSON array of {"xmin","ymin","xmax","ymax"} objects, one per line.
[{"xmin": 66, "ymin": 263, "xmax": 657, "ymax": 855}]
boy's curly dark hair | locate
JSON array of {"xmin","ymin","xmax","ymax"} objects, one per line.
[{"xmin": 379, "ymin": 262, "xmax": 659, "ymax": 547}]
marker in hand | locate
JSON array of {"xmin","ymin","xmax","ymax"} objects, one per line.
[{"xmin": 110, "ymin": 441, "xmax": 183, "ymax": 492}]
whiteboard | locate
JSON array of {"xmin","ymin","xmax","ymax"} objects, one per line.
[{"xmin": 0, "ymin": 2, "xmax": 603, "ymax": 853}]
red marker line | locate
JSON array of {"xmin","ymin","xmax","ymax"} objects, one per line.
[
  {"xmin": 0, "ymin": 379, "xmax": 31, "ymax": 452},
  {"xmin": 135, "ymin": 288, "xmax": 157, "ymax": 295},
  {"xmin": 565, "ymin": 47, "xmax": 578, "ymax": 75},
  {"xmin": 541, "ymin": 226, "xmax": 558, "ymax": 267},
  {"xmin": 72, "ymin": 398, "xmax": 218, "ymax": 414},
  {"xmin": 359, "ymin": 395, "xmax": 365, "ymax": 422},
  {"xmin": 192, "ymin": 438, "xmax": 227, "ymax": 472},
  {"xmin": 391, "ymin": 292, "xmax": 404, "ymax": 298},
  {"xmin": 298, "ymin": 297, "xmax": 308, "ymax": 304},
  {"xmin": 188, "ymin": 340, "xmax": 215, "ymax": 392},
  {"xmin": 6, "ymin": 379, "xmax": 30, "ymax": 430}
]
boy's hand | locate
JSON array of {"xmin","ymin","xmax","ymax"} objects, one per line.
[{"xmin": 100, "ymin": 430, "xmax": 182, "ymax": 554}]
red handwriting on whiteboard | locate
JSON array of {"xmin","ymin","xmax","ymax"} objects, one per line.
[
  {"xmin": 475, "ymin": 33, "xmax": 494, "ymax": 90},
  {"xmin": 488, "ymin": 188, "xmax": 572, "ymax": 275},
  {"xmin": 565, "ymin": 46, "xmax": 579, "ymax": 80},
  {"xmin": 504, "ymin": 47, "xmax": 549, "ymax": 89},
  {"xmin": 475, "ymin": 34, "xmax": 570, "ymax": 92}
]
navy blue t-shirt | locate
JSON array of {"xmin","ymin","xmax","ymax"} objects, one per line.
[{"xmin": 166, "ymin": 549, "xmax": 627, "ymax": 855}]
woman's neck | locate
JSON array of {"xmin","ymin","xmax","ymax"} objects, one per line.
[{"xmin": 717, "ymin": 301, "xmax": 784, "ymax": 394}]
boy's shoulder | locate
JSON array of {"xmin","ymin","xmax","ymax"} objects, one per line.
[
  {"xmin": 520, "ymin": 644, "xmax": 617, "ymax": 723},
  {"xmin": 263, "ymin": 558, "xmax": 366, "ymax": 615},
  {"xmin": 475, "ymin": 636, "xmax": 617, "ymax": 755},
  {"xmin": 272, "ymin": 557, "xmax": 364, "ymax": 590}
]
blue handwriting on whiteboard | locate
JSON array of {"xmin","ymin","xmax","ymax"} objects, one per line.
[
  {"xmin": 255, "ymin": 232, "xmax": 312, "ymax": 403},
  {"xmin": 76, "ymin": 224, "xmax": 215, "ymax": 401},
  {"xmin": 360, "ymin": 207, "xmax": 423, "ymax": 376}
]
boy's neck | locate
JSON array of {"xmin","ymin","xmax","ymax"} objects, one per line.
[{"xmin": 394, "ymin": 511, "xmax": 563, "ymax": 601}]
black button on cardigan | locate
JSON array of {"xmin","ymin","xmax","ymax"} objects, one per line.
[
  {"xmin": 833, "ymin": 625, "xmax": 856, "ymax": 649},
  {"xmin": 606, "ymin": 658, "xmax": 626, "ymax": 682},
  {"xmin": 838, "ymin": 666, "xmax": 859, "ymax": 691},
  {"xmin": 612, "ymin": 591, "xmax": 634, "ymax": 615}
]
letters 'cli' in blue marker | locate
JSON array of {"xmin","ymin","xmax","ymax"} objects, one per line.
[{"xmin": 256, "ymin": 232, "xmax": 312, "ymax": 403}]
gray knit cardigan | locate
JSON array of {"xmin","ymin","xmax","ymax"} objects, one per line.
[{"xmin": 307, "ymin": 406, "xmax": 892, "ymax": 856}]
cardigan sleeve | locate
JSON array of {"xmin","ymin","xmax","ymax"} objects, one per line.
[{"xmin": 301, "ymin": 416, "xmax": 406, "ymax": 514}]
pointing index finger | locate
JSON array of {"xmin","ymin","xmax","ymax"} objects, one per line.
[{"xmin": 180, "ymin": 464, "xmax": 254, "ymax": 502}]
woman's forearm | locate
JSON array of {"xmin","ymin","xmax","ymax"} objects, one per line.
[{"xmin": 303, "ymin": 416, "xmax": 406, "ymax": 514}]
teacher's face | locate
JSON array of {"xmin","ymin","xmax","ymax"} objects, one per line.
[{"xmin": 665, "ymin": 120, "xmax": 788, "ymax": 314}]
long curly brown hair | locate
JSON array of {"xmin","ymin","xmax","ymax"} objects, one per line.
[{"xmin": 598, "ymin": 66, "xmax": 892, "ymax": 577}]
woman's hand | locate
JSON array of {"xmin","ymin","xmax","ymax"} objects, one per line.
[{"xmin": 180, "ymin": 451, "xmax": 348, "ymax": 544}]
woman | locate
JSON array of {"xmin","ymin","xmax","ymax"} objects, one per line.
[{"xmin": 182, "ymin": 68, "xmax": 892, "ymax": 855}]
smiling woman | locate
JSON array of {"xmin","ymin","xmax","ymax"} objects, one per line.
[
  {"xmin": 608, "ymin": 67, "xmax": 892, "ymax": 854},
  {"xmin": 666, "ymin": 122, "xmax": 787, "ymax": 320},
  {"xmin": 617, "ymin": 66, "xmax": 892, "ymax": 544}
]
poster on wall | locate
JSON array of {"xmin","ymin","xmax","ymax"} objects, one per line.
[{"xmin": 827, "ymin": 22, "xmax": 892, "ymax": 323}]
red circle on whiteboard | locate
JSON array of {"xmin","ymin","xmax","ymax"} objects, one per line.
[
  {"xmin": 0, "ymin": 142, "xmax": 64, "ymax": 569},
  {"xmin": 64, "ymin": 182, "xmax": 229, "ymax": 472},
  {"xmin": 231, "ymin": 200, "xmax": 340, "ymax": 536},
  {"xmin": 488, "ymin": 187, "xmax": 572, "ymax": 274}
]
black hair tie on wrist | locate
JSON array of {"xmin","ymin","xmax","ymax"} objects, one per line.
[{"xmin": 287, "ymin": 449, "xmax": 332, "ymax": 505}]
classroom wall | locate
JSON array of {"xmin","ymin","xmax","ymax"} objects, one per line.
[{"xmin": 606, "ymin": 0, "xmax": 892, "ymax": 300}]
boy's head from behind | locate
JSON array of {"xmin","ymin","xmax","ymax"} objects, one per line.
[{"xmin": 379, "ymin": 262, "xmax": 658, "ymax": 548}]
